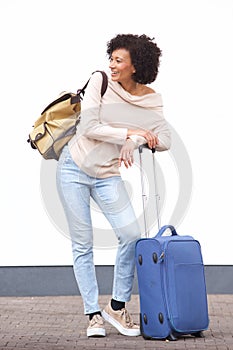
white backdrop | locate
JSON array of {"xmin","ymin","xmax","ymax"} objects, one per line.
[{"xmin": 0, "ymin": 0, "xmax": 232, "ymax": 266}]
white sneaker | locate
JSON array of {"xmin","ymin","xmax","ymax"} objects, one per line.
[
  {"xmin": 86, "ymin": 314, "xmax": 106, "ymax": 337},
  {"xmin": 102, "ymin": 302, "xmax": 140, "ymax": 337}
]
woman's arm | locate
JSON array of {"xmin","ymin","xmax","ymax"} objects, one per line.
[
  {"xmin": 79, "ymin": 72, "xmax": 171, "ymax": 150},
  {"xmin": 127, "ymin": 129, "xmax": 159, "ymax": 149},
  {"xmin": 79, "ymin": 72, "xmax": 128, "ymax": 145}
]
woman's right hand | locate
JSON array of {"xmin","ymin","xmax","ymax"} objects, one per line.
[{"xmin": 127, "ymin": 129, "xmax": 159, "ymax": 149}]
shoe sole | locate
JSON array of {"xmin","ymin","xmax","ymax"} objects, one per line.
[
  {"xmin": 87, "ymin": 327, "xmax": 106, "ymax": 337},
  {"xmin": 102, "ymin": 310, "xmax": 140, "ymax": 337}
]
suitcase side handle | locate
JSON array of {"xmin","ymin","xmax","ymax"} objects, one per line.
[{"xmin": 156, "ymin": 225, "xmax": 178, "ymax": 237}]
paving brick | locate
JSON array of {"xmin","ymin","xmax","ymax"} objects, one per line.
[{"xmin": 0, "ymin": 295, "xmax": 233, "ymax": 349}]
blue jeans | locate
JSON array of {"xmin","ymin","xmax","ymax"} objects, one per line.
[{"xmin": 56, "ymin": 146, "xmax": 141, "ymax": 314}]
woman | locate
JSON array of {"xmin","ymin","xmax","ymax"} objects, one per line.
[{"xmin": 56, "ymin": 34, "xmax": 171, "ymax": 338}]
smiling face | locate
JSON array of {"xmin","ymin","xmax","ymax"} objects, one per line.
[{"xmin": 109, "ymin": 48, "xmax": 136, "ymax": 84}]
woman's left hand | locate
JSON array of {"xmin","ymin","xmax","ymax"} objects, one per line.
[
  {"xmin": 127, "ymin": 129, "xmax": 159, "ymax": 149},
  {"xmin": 118, "ymin": 139, "xmax": 135, "ymax": 168}
]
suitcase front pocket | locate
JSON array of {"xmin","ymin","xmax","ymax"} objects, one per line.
[{"xmin": 165, "ymin": 239, "xmax": 209, "ymax": 333}]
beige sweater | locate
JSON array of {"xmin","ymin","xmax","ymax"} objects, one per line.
[{"xmin": 69, "ymin": 71, "xmax": 171, "ymax": 178}]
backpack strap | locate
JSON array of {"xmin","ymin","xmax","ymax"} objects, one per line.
[
  {"xmin": 95, "ymin": 70, "xmax": 108, "ymax": 97},
  {"xmin": 79, "ymin": 70, "xmax": 108, "ymax": 97}
]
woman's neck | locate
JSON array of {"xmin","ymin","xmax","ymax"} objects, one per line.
[
  {"xmin": 118, "ymin": 81, "xmax": 155, "ymax": 96},
  {"xmin": 118, "ymin": 81, "xmax": 140, "ymax": 95}
]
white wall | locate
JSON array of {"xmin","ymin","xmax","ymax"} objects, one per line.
[{"xmin": 0, "ymin": 0, "xmax": 232, "ymax": 266}]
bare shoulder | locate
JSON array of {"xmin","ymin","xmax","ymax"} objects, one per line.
[
  {"xmin": 141, "ymin": 85, "xmax": 156, "ymax": 95},
  {"xmin": 144, "ymin": 85, "xmax": 156, "ymax": 94}
]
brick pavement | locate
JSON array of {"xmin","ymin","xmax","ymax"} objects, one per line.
[{"xmin": 0, "ymin": 294, "xmax": 232, "ymax": 350}]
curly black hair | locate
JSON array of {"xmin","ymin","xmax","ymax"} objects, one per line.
[{"xmin": 106, "ymin": 34, "xmax": 162, "ymax": 84}]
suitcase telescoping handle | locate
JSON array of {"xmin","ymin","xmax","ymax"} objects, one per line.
[{"xmin": 139, "ymin": 144, "xmax": 161, "ymax": 237}]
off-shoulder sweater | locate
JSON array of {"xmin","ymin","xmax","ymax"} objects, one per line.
[{"xmin": 68, "ymin": 71, "xmax": 171, "ymax": 178}]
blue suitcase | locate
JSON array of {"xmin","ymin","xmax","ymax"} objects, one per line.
[{"xmin": 135, "ymin": 147, "xmax": 209, "ymax": 340}]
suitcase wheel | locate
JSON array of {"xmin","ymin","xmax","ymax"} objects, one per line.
[
  {"xmin": 167, "ymin": 332, "xmax": 178, "ymax": 341},
  {"xmin": 193, "ymin": 331, "xmax": 204, "ymax": 338}
]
